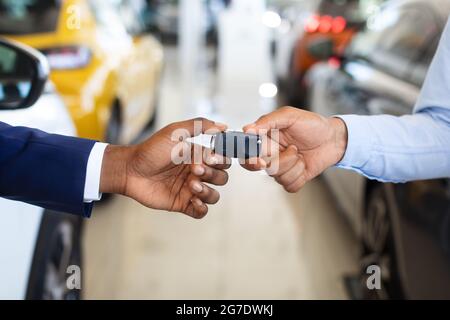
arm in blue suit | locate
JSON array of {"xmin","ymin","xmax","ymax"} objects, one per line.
[
  {"xmin": 0, "ymin": 122, "xmax": 96, "ymax": 217},
  {"xmin": 0, "ymin": 118, "xmax": 231, "ymax": 220}
]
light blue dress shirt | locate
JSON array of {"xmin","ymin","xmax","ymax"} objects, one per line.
[{"xmin": 336, "ymin": 18, "xmax": 450, "ymax": 183}]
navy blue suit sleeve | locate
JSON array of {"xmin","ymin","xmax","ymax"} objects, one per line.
[{"xmin": 0, "ymin": 122, "xmax": 96, "ymax": 217}]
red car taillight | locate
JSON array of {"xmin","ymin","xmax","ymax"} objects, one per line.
[
  {"xmin": 332, "ymin": 16, "xmax": 347, "ymax": 33},
  {"xmin": 305, "ymin": 15, "xmax": 321, "ymax": 33},
  {"xmin": 305, "ymin": 15, "xmax": 347, "ymax": 34},
  {"xmin": 41, "ymin": 46, "xmax": 92, "ymax": 70}
]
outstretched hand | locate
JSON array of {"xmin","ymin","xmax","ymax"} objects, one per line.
[
  {"xmin": 100, "ymin": 118, "xmax": 231, "ymax": 219},
  {"xmin": 242, "ymin": 107, "xmax": 348, "ymax": 193}
]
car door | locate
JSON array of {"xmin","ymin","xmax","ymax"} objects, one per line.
[
  {"xmin": 115, "ymin": 0, "xmax": 163, "ymax": 142},
  {"xmin": 386, "ymin": 13, "xmax": 450, "ymax": 299},
  {"xmin": 0, "ymin": 86, "xmax": 77, "ymax": 299}
]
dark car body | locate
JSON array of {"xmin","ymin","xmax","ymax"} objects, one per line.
[
  {"xmin": 308, "ymin": 0, "xmax": 450, "ymax": 299},
  {"xmin": 144, "ymin": 0, "xmax": 222, "ymax": 43}
]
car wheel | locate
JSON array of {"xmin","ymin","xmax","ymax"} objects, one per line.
[
  {"xmin": 105, "ymin": 103, "xmax": 121, "ymax": 145},
  {"xmin": 26, "ymin": 211, "xmax": 83, "ymax": 300},
  {"xmin": 286, "ymin": 51, "xmax": 308, "ymax": 108},
  {"xmin": 359, "ymin": 185, "xmax": 404, "ymax": 299},
  {"xmin": 101, "ymin": 103, "xmax": 122, "ymax": 202},
  {"xmin": 144, "ymin": 102, "xmax": 159, "ymax": 132},
  {"xmin": 145, "ymin": 80, "xmax": 162, "ymax": 132},
  {"xmin": 285, "ymin": 52, "xmax": 297, "ymax": 104}
]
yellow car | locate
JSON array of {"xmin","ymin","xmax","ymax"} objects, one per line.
[{"xmin": 0, "ymin": 0, "xmax": 164, "ymax": 143}]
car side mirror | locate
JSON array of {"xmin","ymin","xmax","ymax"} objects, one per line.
[
  {"xmin": 307, "ymin": 37, "xmax": 335, "ymax": 61},
  {"xmin": 0, "ymin": 38, "xmax": 49, "ymax": 109}
]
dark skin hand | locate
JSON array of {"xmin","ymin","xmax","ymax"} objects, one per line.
[
  {"xmin": 242, "ymin": 107, "xmax": 348, "ymax": 193},
  {"xmin": 99, "ymin": 118, "xmax": 231, "ymax": 219}
]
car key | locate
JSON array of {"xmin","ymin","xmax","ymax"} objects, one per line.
[{"xmin": 211, "ymin": 131, "xmax": 261, "ymax": 159}]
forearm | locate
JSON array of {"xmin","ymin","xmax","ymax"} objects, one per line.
[{"xmin": 336, "ymin": 109, "xmax": 450, "ymax": 182}]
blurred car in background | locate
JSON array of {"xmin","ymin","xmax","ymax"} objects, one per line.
[
  {"xmin": 307, "ymin": 0, "xmax": 450, "ymax": 299},
  {"xmin": 147, "ymin": 0, "xmax": 223, "ymax": 43},
  {"xmin": 272, "ymin": 0, "xmax": 315, "ymax": 87},
  {"xmin": 151, "ymin": 0, "xmax": 179, "ymax": 41},
  {"xmin": 280, "ymin": 0, "xmax": 384, "ymax": 107},
  {"xmin": 0, "ymin": 0, "xmax": 164, "ymax": 144},
  {"xmin": 0, "ymin": 38, "xmax": 81, "ymax": 299}
]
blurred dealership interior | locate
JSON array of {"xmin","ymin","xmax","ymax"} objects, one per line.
[{"xmin": 0, "ymin": 0, "xmax": 449, "ymax": 300}]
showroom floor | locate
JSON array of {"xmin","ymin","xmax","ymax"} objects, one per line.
[{"xmin": 83, "ymin": 29, "xmax": 360, "ymax": 299}]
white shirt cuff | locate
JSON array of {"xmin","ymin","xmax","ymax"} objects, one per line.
[{"xmin": 84, "ymin": 142, "xmax": 109, "ymax": 203}]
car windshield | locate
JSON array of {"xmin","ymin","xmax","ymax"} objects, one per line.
[
  {"xmin": 319, "ymin": 0, "xmax": 385, "ymax": 23},
  {"xmin": 346, "ymin": 2, "xmax": 439, "ymax": 81},
  {"xmin": 0, "ymin": 0, "xmax": 61, "ymax": 35}
]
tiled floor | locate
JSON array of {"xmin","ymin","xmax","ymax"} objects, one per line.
[{"xmin": 83, "ymin": 15, "xmax": 359, "ymax": 299}]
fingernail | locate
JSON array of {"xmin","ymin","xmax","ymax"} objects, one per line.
[
  {"xmin": 209, "ymin": 156, "xmax": 219, "ymax": 165},
  {"xmin": 194, "ymin": 198, "xmax": 203, "ymax": 206},
  {"xmin": 192, "ymin": 182, "xmax": 203, "ymax": 193},
  {"xmin": 247, "ymin": 128, "xmax": 258, "ymax": 135},
  {"xmin": 193, "ymin": 165, "xmax": 205, "ymax": 176},
  {"xmin": 259, "ymin": 159, "xmax": 267, "ymax": 169}
]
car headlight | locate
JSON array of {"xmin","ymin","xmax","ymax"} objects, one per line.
[{"xmin": 41, "ymin": 46, "xmax": 92, "ymax": 70}]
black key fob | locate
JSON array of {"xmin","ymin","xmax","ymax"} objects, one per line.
[{"xmin": 211, "ymin": 131, "xmax": 261, "ymax": 159}]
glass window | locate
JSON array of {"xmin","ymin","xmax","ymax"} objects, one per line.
[
  {"xmin": 116, "ymin": 0, "xmax": 147, "ymax": 35},
  {"xmin": 409, "ymin": 35, "xmax": 439, "ymax": 86},
  {"xmin": 88, "ymin": 0, "xmax": 128, "ymax": 37},
  {"xmin": 348, "ymin": 4, "xmax": 439, "ymax": 79},
  {"xmin": 319, "ymin": 0, "xmax": 360, "ymax": 19},
  {"xmin": 0, "ymin": 45, "xmax": 16, "ymax": 73},
  {"xmin": 417, "ymin": 35, "xmax": 439, "ymax": 68},
  {"xmin": 0, "ymin": 0, "xmax": 61, "ymax": 35},
  {"xmin": 319, "ymin": 0, "xmax": 385, "ymax": 23}
]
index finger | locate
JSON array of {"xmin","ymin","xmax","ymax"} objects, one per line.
[
  {"xmin": 173, "ymin": 117, "xmax": 228, "ymax": 137},
  {"xmin": 243, "ymin": 107, "xmax": 298, "ymax": 133},
  {"xmin": 240, "ymin": 157, "xmax": 267, "ymax": 172}
]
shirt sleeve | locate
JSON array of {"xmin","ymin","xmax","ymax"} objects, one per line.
[
  {"xmin": 83, "ymin": 142, "xmax": 108, "ymax": 203},
  {"xmin": 335, "ymin": 17, "xmax": 450, "ymax": 183},
  {"xmin": 0, "ymin": 123, "xmax": 96, "ymax": 217},
  {"xmin": 336, "ymin": 110, "xmax": 450, "ymax": 183}
]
